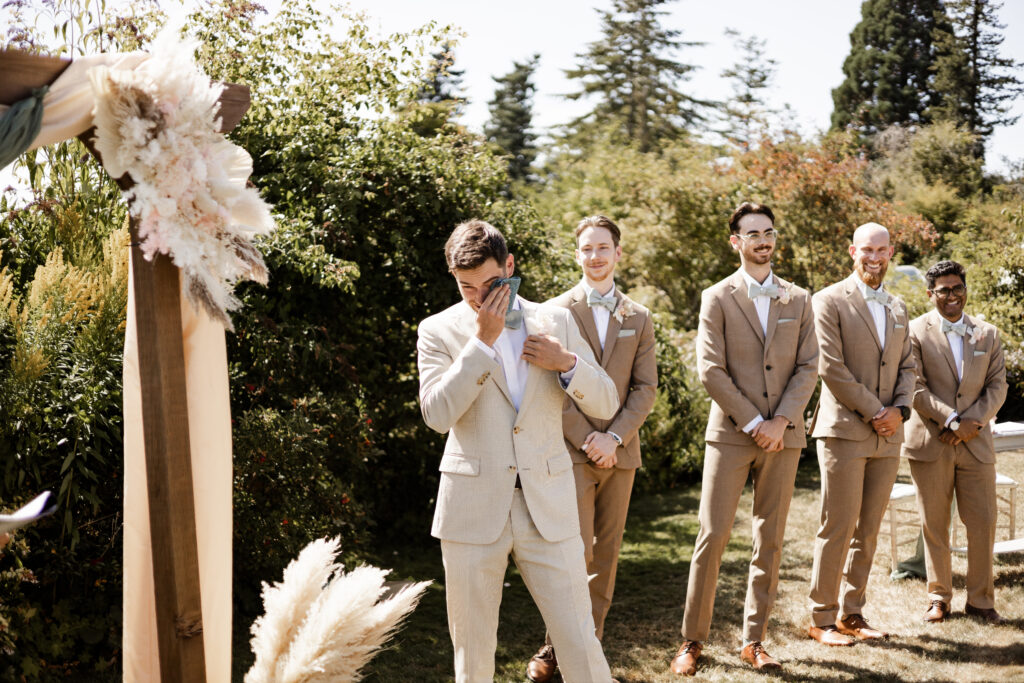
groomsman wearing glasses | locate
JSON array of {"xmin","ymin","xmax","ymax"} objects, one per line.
[
  {"xmin": 527, "ymin": 216, "xmax": 658, "ymax": 683},
  {"xmin": 903, "ymin": 260, "xmax": 1007, "ymax": 624},
  {"xmin": 806, "ymin": 222, "xmax": 916, "ymax": 646},
  {"xmin": 670, "ymin": 202, "xmax": 818, "ymax": 675}
]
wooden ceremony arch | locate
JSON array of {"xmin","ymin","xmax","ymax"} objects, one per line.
[{"xmin": 1, "ymin": 48, "xmax": 251, "ymax": 683}]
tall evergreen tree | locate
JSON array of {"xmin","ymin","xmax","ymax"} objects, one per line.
[
  {"xmin": 485, "ymin": 54, "xmax": 540, "ymax": 182},
  {"xmin": 417, "ymin": 41, "xmax": 465, "ymax": 105},
  {"xmin": 719, "ymin": 28, "xmax": 778, "ymax": 149},
  {"xmin": 831, "ymin": 0, "xmax": 950, "ymax": 134},
  {"xmin": 929, "ymin": 0, "xmax": 1023, "ymax": 150},
  {"xmin": 564, "ymin": 0, "xmax": 709, "ymax": 152}
]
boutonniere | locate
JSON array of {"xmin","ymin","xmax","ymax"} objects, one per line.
[
  {"xmin": 968, "ymin": 326, "xmax": 983, "ymax": 345},
  {"xmin": 776, "ymin": 282, "xmax": 791, "ymax": 305},
  {"xmin": 613, "ymin": 299, "xmax": 638, "ymax": 324},
  {"xmin": 883, "ymin": 295, "xmax": 904, "ymax": 320},
  {"xmin": 527, "ymin": 309, "xmax": 557, "ymax": 336}
]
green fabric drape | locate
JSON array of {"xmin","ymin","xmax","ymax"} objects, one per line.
[{"xmin": 0, "ymin": 85, "xmax": 49, "ymax": 170}]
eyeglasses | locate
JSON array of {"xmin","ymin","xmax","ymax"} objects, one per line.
[
  {"xmin": 733, "ymin": 229, "xmax": 778, "ymax": 244},
  {"xmin": 930, "ymin": 285, "xmax": 967, "ymax": 299}
]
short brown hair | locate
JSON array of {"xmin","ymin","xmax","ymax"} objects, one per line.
[
  {"xmin": 444, "ymin": 219, "xmax": 508, "ymax": 271},
  {"xmin": 575, "ymin": 215, "xmax": 621, "ymax": 247},
  {"xmin": 728, "ymin": 201, "xmax": 775, "ymax": 234}
]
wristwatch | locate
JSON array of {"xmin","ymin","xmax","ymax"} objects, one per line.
[
  {"xmin": 898, "ymin": 405, "xmax": 911, "ymax": 422},
  {"xmin": 949, "ymin": 417, "xmax": 961, "ymax": 431},
  {"xmin": 608, "ymin": 431, "xmax": 623, "ymax": 447}
]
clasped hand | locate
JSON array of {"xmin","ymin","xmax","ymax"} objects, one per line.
[
  {"xmin": 752, "ymin": 416, "xmax": 788, "ymax": 452},
  {"xmin": 939, "ymin": 417, "xmax": 984, "ymax": 445},
  {"xmin": 871, "ymin": 406, "xmax": 903, "ymax": 437},
  {"xmin": 582, "ymin": 431, "xmax": 618, "ymax": 468}
]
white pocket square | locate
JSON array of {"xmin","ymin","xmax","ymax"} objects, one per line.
[
  {"xmin": 618, "ymin": 328, "xmax": 636, "ymax": 337},
  {"xmin": 778, "ymin": 318, "xmax": 795, "ymax": 323},
  {"xmin": 894, "ymin": 323, "xmax": 905, "ymax": 329},
  {"xmin": 974, "ymin": 350, "xmax": 985, "ymax": 356}
]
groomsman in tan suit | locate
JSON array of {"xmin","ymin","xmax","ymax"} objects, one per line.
[
  {"xmin": 807, "ymin": 222, "xmax": 916, "ymax": 645},
  {"xmin": 417, "ymin": 220, "xmax": 619, "ymax": 683},
  {"xmin": 904, "ymin": 260, "xmax": 1007, "ymax": 624},
  {"xmin": 526, "ymin": 216, "xmax": 658, "ymax": 682},
  {"xmin": 670, "ymin": 202, "xmax": 819, "ymax": 676}
]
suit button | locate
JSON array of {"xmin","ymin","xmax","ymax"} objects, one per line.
[
  {"xmin": 508, "ymin": 465, "xmax": 516, "ymax": 472},
  {"xmin": 765, "ymin": 365, "xmax": 773, "ymax": 371},
  {"xmin": 513, "ymin": 426, "xmax": 521, "ymax": 434},
  {"xmin": 957, "ymin": 393, "xmax": 962, "ymax": 398},
  {"xmin": 881, "ymin": 361, "xmax": 886, "ymax": 366},
  {"xmin": 763, "ymin": 392, "xmax": 768, "ymax": 397},
  {"xmin": 573, "ymin": 390, "xmax": 584, "ymax": 399}
]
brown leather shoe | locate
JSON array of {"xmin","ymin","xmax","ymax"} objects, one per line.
[
  {"xmin": 670, "ymin": 640, "xmax": 702, "ymax": 676},
  {"xmin": 526, "ymin": 644, "xmax": 557, "ymax": 683},
  {"xmin": 965, "ymin": 603, "xmax": 1005, "ymax": 624},
  {"xmin": 740, "ymin": 641, "xmax": 781, "ymax": 671},
  {"xmin": 923, "ymin": 600, "xmax": 950, "ymax": 623},
  {"xmin": 837, "ymin": 614, "xmax": 889, "ymax": 640},
  {"xmin": 807, "ymin": 624, "xmax": 854, "ymax": 646}
]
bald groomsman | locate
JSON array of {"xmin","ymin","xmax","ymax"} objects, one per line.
[
  {"xmin": 806, "ymin": 222, "xmax": 916, "ymax": 646},
  {"xmin": 670, "ymin": 202, "xmax": 818, "ymax": 676},
  {"xmin": 904, "ymin": 260, "xmax": 1007, "ymax": 624},
  {"xmin": 527, "ymin": 215, "xmax": 658, "ymax": 682}
]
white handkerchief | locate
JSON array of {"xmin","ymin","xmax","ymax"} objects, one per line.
[
  {"xmin": 618, "ymin": 329, "xmax": 636, "ymax": 337},
  {"xmin": 974, "ymin": 350, "xmax": 986, "ymax": 356},
  {"xmin": 894, "ymin": 323, "xmax": 905, "ymax": 329},
  {"xmin": 778, "ymin": 318, "xmax": 795, "ymax": 323}
]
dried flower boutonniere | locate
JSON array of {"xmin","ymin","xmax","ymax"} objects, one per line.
[
  {"xmin": 613, "ymin": 299, "xmax": 638, "ymax": 324},
  {"xmin": 776, "ymin": 283, "xmax": 791, "ymax": 305},
  {"xmin": 968, "ymin": 326, "xmax": 983, "ymax": 345}
]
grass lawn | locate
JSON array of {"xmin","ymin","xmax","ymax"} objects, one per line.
[{"xmin": 358, "ymin": 449, "xmax": 1024, "ymax": 682}]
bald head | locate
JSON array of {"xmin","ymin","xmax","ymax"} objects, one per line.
[{"xmin": 849, "ymin": 222, "xmax": 894, "ymax": 288}]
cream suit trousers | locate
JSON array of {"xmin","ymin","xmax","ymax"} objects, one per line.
[
  {"xmin": 441, "ymin": 489, "xmax": 612, "ymax": 683},
  {"xmin": 682, "ymin": 443, "xmax": 800, "ymax": 643},
  {"xmin": 809, "ymin": 435, "xmax": 899, "ymax": 627}
]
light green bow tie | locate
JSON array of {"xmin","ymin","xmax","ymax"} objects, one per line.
[
  {"xmin": 587, "ymin": 290, "xmax": 617, "ymax": 312},
  {"xmin": 747, "ymin": 282, "xmax": 779, "ymax": 299},
  {"xmin": 941, "ymin": 320, "xmax": 967, "ymax": 337},
  {"xmin": 863, "ymin": 287, "xmax": 889, "ymax": 305}
]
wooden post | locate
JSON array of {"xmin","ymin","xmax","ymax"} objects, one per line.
[{"xmin": 1, "ymin": 48, "xmax": 249, "ymax": 682}]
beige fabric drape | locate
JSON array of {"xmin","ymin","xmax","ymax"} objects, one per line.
[{"xmin": 123, "ymin": 251, "xmax": 233, "ymax": 682}]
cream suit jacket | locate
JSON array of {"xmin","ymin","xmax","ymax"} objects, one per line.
[
  {"xmin": 903, "ymin": 310, "xmax": 1007, "ymax": 464},
  {"xmin": 547, "ymin": 283, "xmax": 658, "ymax": 469},
  {"xmin": 809, "ymin": 274, "xmax": 916, "ymax": 442},
  {"xmin": 418, "ymin": 297, "xmax": 619, "ymax": 545},
  {"xmin": 697, "ymin": 270, "xmax": 819, "ymax": 448}
]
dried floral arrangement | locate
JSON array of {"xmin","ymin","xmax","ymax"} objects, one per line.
[{"xmin": 88, "ymin": 27, "xmax": 275, "ymax": 329}]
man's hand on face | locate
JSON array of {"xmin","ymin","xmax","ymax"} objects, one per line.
[
  {"xmin": 752, "ymin": 416, "xmax": 788, "ymax": 452},
  {"xmin": 475, "ymin": 284, "xmax": 509, "ymax": 347},
  {"xmin": 522, "ymin": 334, "xmax": 576, "ymax": 373},
  {"xmin": 938, "ymin": 429, "xmax": 963, "ymax": 445},
  {"xmin": 582, "ymin": 431, "xmax": 618, "ymax": 468},
  {"xmin": 954, "ymin": 418, "xmax": 985, "ymax": 442},
  {"xmin": 871, "ymin": 406, "xmax": 903, "ymax": 436}
]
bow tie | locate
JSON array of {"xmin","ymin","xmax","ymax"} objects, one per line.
[
  {"xmin": 862, "ymin": 287, "xmax": 889, "ymax": 305},
  {"xmin": 587, "ymin": 290, "xmax": 618, "ymax": 312},
  {"xmin": 747, "ymin": 282, "xmax": 779, "ymax": 299},
  {"xmin": 942, "ymin": 320, "xmax": 967, "ymax": 337}
]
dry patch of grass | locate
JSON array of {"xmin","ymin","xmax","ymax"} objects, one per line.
[{"xmin": 363, "ymin": 450, "xmax": 1024, "ymax": 682}]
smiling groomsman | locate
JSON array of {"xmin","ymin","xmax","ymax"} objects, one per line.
[
  {"xmin": 526, "ymin": 216, "xmax": 658, "ymax": 683},
  {"xmin": 806, "ymin": 222, "xmax": 916, "ymax": 646},
  {"xmin": 669, "ymin": 202, "xmax": 818, "ymax": 676},
  {"xmin": 904, "ymin": 260, "xmax": 1007, "ymax": 624}
]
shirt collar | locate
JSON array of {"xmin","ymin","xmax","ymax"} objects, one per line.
[
  {"xmin": 581, "ymin": 280, "xmax": 616, "ymax": 300},
  {"xmin": 741, "ymin": 269, "xmax": 773, "ymax": 288}
]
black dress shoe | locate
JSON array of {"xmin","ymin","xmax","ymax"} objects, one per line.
[{"xmin": 965, "ymin": 603, "xmax": 1005, "ymax": 624}]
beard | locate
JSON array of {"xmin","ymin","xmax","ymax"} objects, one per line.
[{"xmin": 855, "ymin": 259, "xmax": 888, "ymax": 288}]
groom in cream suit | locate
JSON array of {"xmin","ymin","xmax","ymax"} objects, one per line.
[
  {"xmin": 904, "ymin": 260, "xmax": 1007, "ymax": 624},
  {"xmin": 807, "ymin": 222, "xmax": 916, "ymax": 645},
  {"xmin": 670, "ymin": 202, "xmax": 818, "ymax": 676},
  {"xmin": 418, "ymin": 220, "xmax": 619, "ymax": 683}
]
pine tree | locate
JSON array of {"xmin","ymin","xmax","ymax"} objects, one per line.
[
  {"xmin": 831, "ymin": 0, "xmax": 950, "ymax": 134},
  {"xmin": 719, "ymin": 28, "xmax": 778, "ymax": 149},
  {"xmin": 929, "ymin": 0, "xmax": 1024, "ymax": 150},
  {"xmin": 564, "ymin": 0, "xmax": 709, "ymax": 152},
  {"xmin": 416, "ymin": 41, "xmax": 465, "ymax": 107},
  {"xmin": 485, "ymin": 55, "xmax": 540, "ymax": 182}
]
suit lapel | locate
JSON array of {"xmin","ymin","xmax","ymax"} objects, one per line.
[
  {"xmin": 730, "ymin": 271, "xmax": 765, "ymax": 344},
  {"xmin": 569, "ymin": 286, "xmax": 603, "ymax": 360},
  {"xmin": 881, "ymin": 295, "xmax": 895, "ymax": 353},
  {"xmin": 847, "ymin": 275, "xmax": 882, "ymax": 351},
  {"xmin": 763, "ymin": 274, "xmax": 784, "ymax": 350},
  {"xmin": 959, "ymin": 313, "xmax": 976, "ymax": 382},
  {"xmin": 600, "ymin": 292, "xmax": 623, "ymax": 367},
  {"xmin": 517, "ymin": 300, "xmax": 542, "ymax": 418},
  {"xmin": 928, "ymin": 310, "xmax": 960, "ymax": 381},
  {"xmin": 458, "ymin": 301, "xmax": 514, "ymax": 406}
]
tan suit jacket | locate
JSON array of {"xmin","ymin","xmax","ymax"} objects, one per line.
[
  {"xmin": 547, "ymin": 283, "xmax": 658, "ymax": 469},
  {"xmin": 418, "ymin": 298, "xmax": 618, "ymax": 545},
  {"xmin": 809, "ymin": 274, "xmax": 916, "ymax": 442},
  {"xmin": 903, "ymin": 310, "xmax": 1007, "ymax": 463},
  {"xmin": 697, "ymin": 270, "xmax": 819, "ymax": 448}
]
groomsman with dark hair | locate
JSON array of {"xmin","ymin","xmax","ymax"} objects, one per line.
[
  {"xmin": 670, "ymin": 202, "xmax": 818, "ymax": 676},
  {"xmin": 527, "ymin": 215, "xmax": 658, "ymax": 683},
  {"xmin": 904, "ymin": 260, "xmax": 1007, "ymax": 624}
]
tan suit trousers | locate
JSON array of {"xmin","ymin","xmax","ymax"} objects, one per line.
[
  {"xmin": 682, "ymin": 443, "xmax": 800, "ymax": 643},
  {"xmin": 809, "ymin": 436, "xmax": 900, "ymax": 627},
  {"xmin": 441, "ymin": 489, "xmax": 612, "ymax": 683},
  {"xmin": 909, "ymin": 450, "xmax": 996, "ymax": 609}
]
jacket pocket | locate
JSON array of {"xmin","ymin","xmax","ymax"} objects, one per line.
[
  {"xmin": 439, "ymin": 453, "xmax": 480, "ymax": 476},
  {"xmin": 546, "ymin": 452, "xmax": 573, "ymax": 475}
]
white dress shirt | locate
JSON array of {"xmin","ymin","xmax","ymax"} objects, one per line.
[
  {"xmin": 581, "ymin": 280, "xmax": 616, "ymax": 350},
  {"xmin": 944, "ymin": 313, "xmax": 966, "ymax": 426},
  {"xmin": 857, "ymin": 280, "xmax": 888, "ymax": 347},
  {"xmin": 741, "ymin": 269, "xmax": 773, "ymax": 336}
]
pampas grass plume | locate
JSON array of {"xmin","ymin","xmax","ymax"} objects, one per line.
[{"xmin": 245, "ymin": 538, "xmax": 430, "ymax": 683}]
